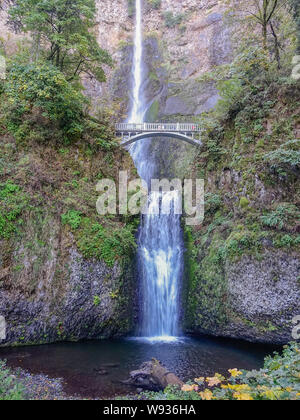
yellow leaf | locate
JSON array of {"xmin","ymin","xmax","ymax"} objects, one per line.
[
  {"xmin": 199, "ymin": 389, "xmax": 213, "ymax": 400},
  {"xmin": 233, "ymin": 392, "xmax": 253, "ymax": 401},
  {"xmin": 229, "ymin": 368, "xmax": 242, "ymax": 377},
  {"xmin": 206, "ymin": 376, "xmax": 222, "ymax": 387},
  {"xmin": 181, "ymin": 384, "xmax": 198, "ymax": 392}
]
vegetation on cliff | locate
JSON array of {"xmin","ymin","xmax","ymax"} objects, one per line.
[
  {"xmin": 0, "ymin": 0, "xmax": 137, "ymax": 268},
  {"xmin": 184, "ymin": 2, "xmax": 300, "ymax": 341},
  {"xmin": 0, "ymin": 0, "xmax": 138, "ymax": 345}
]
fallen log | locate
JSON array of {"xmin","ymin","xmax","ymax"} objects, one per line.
[{"xmin": 124, "ymin": 359, "xmax": 183, "ymax": 391}]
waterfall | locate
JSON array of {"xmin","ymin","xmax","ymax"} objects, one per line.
[
  {"xmin": 128, "ymin": 0, "xmax": 183, "ymax": 341},
  {"xmin": 128, "ymin": 0, "xmax": 144, "ymax": 124}
]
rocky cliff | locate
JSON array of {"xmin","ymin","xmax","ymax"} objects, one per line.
[{"xmin": 0, "ymin": 127, "xmax": 138, "ymax": 346}]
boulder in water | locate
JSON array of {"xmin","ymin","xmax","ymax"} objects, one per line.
[{"xmin": 124, "ymin": 359, "xmax": 183, "ymax": 391}]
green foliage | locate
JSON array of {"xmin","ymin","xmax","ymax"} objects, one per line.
[
  {"xmin": 264, "ymin": 139, "xmax": 300, "ymax": 175},
  {"xmin": 8, "ymin": 0, "xmax": 112, "ymax": 81},
  {"xmin": 212, "ymin": 342, "xmax": 300, "ymax": 401},
  {"xmin": 4, "ymin": 61, "xmax": 86, "ymax": 141},
  {"xmin": 222, "ymin": 229, "xmax": 261, "ymax": 259},
  {"xmin": 127, "ymin": 0, "xmax": 135, "ymax": 17},
  {"xmin": 205, "ymin": 193, "xmax": 222, "ymax": 215},
  {"xmin": 75, "ymin": 219, "xmax": 137, "ymax": 267},
  {"xmin": 215, "ymin": 78, "xmax": 243, "ymax": 118},
  {"xmin": 239, "ymin": 197, "xmax": 250, "ymax": 209},
  {"xmin": 0, "ymin": 361, "xmax": 25, "ymax": 400},
  {"xmin": 0, "ymin": 181, "xmax": 29, "ymax": 239},
  {"xmin": 137, "ymin": 342, "xmax": 300, "ymax": 400},
  {"xmin": 184, "ymin": 226, "xmax": 229, "ymax": 330},
  {"xmin": 148, "ymin": 0, "xmax": 161, "ymax": 10},
  {"xmin": 93, "ymin": 295, "xmax": 101, "ymax": 306},
  {"xmin": 274, "ymin": 234, "xmax": 300, "ymax": 248},
  {"xmin": 163, "ymin": 11, "xmax": 185, "ymax": 28},
  {"xmin": 61, "ymin": 210, "xmax": 82, "ymax": 230},
  {"xmin": 261, "ymin": 203, "xmax": 299, "ymax": 230},
  {"xmin": 290, "ymin": 0, "xmax": 300, "ymax": 52}
]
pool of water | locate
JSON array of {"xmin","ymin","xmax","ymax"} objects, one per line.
[{"xmin": 0, "ymin": 336, "xmax": 277, "ymax": 398}]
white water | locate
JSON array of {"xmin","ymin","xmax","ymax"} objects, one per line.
[{"xmin": 128, "ymin": 0, "xmax": 183, "ymax": 340}]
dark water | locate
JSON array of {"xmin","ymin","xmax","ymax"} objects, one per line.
[{"xmin": 0, "ymin": 336, "xmax": 277, "ymax": 398}]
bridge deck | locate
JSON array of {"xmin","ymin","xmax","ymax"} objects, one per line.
[
  {"xmin": 115, "ymin": 123, "xmax": 202, "ymax": 147},
  {"xmin": 115, "ymin": 123, "xmax": 201, "ymax": 133}
]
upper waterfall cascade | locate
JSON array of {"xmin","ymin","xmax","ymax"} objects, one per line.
[{"xmin": 127, "ymin": 0, "xmax": 184, "ymax": 341}]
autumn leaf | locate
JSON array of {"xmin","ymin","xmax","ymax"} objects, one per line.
[
  {"xmin": 199, "ymin": 389, "xmax": 213, "ymax": 400},
  {"xmin": 194, "ymin": 377, "xmax": 205, "ymax": 384},
  {"xmin": 206, "ymin": 376, "xmax": 222, "ymax": 387},
  {"xmin": 233, "ymin": 392, "xmax": 253, "ymax": 401},
  {"xmin": 181, "ymin": 384, "xmax": 198, "ymax": 392},
  {"xmin": 229, "ymin": 368, "xmax": 242, "ymax": 378}
]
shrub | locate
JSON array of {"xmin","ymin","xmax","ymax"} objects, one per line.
[
  {"xmin": 239, "ymin": 197, "xmax": 250, "ymax": 209},
  {"xmin": 0, "ymin": 181, "xmax": 29, "ymax": 239},
  {"xmin": 223, "ymin": 229, "xmax": 260, "ymax": 259},
  {"xmin": 163, "ymin": 11, "xmax": 185, "ymax": 28},
  {"xmin": 93, "ymin": 296, "xmax": 101, "ymax": 306},
  {"xmin": 4, "ymin": 61, "xmax": 86, "ymax": 142},
  {"xmin": 0, "ymin": 361, "xmax": 25, "ymax": 400},
  {"xmin": 61, "ymin": 210, "xmax": 82, "ymax": 230},
  {"xmin": 127, "ymin": 0, "xmax": 135, "ymax": 17},
  {"xmin": 264, "ymin": 139, "xmax": 300, "ymax": 175},
  {"xmin": 261, "ymin": 203, "xmax": 299, "ymax": 231},
  {"xmin": 215, "ymin": 78, "xmax": 243, "ymax": 118},
  {"xmin": 75, "ymin": 219, "xmax": 137, "ymax": 267},
  {"xmin": 205, "ymin": 193, "xmax": 222, "ymax": 214},
  {"xmin": 148, "ymin": 0, "xmax": 161, "ymax": 9}
]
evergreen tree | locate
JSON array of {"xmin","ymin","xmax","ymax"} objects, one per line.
[{"xmin": 7, "ymin": 0, "xmax": 113, "ymax": 81}]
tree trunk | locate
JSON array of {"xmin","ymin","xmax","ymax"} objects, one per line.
[{"xmin": 269, "ymin": 21, "xmax": 281, "ymax": 69}]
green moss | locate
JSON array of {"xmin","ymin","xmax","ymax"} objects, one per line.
[
  {"xmin": 61, "ymin": 210, "xmax": 82, "ymax": 230},
  {"xmin": 0, "ymin": 181, "xmax": 30, "ymax": 239},
  {"xmin": 239, "ymin": 197, "xmax": 250, "ymax": 209},
  {"xmin": 145, "ymin": 100, "xmax": 160, "ymax": 122},
  {"xmin": 127, "ymin": 0, "xmax": 135, "ymax": 17},
  {"xmin": 93, "ymin": 295, "xmax": 101, "ymax": 306},
  {"xmin": 163, "ymin": 11, "xmax": 185, "ymax": 28},
  {"xmin": 74, "ymin": 218, "xmax": 137, "ymax": 267},
  {"xmin": 147, "ymin": 0, "xmax": 161, "ymax": 10},
  {"xmin": 184, "ymin": 226, "xmax": 228, "ymax": 330}
]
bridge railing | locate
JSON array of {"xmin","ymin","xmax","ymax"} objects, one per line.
[{"xmin": 115, "ymin": 123, "xmax": 202, "ymax": 132}]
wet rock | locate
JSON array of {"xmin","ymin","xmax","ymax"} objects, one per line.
[
  {"xmin": 0, "ymin": 245, "xmax": 137, "ymax": 347},
  {"xmin": 125, "ymin": 359, "xmax": 183, "ymax": 391},
  {"xmin": 94, "ymin": 368, "xmax": 109, "ymax": 376}
]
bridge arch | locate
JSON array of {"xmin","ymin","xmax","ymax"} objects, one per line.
[{"xmin": 121, "ymin": 131, "xmax": 202, "ymax": 148}]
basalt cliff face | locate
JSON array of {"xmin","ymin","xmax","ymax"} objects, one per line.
[
  {"xmin": 0, "ymin": 132, "xmax": 138, "ymax": 347},
  {"xmin": 86, "ymin": 0, "xmax": 230, "ymax": 117}
]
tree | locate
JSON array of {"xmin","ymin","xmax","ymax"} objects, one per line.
[
  {"xmin": 6, "ymin": 0, "xmax": 113, "ymax": 82},
  {"xmin": 5, "ymin": 61, "xmax": 87, "ymax": 137},
  {"xmin": 226, "ymin": 0, "xmax": 293, "ymax": 69},
  {"xmin": 290, "ymin": 0, "xmax": 300, "ymax": 52}
]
